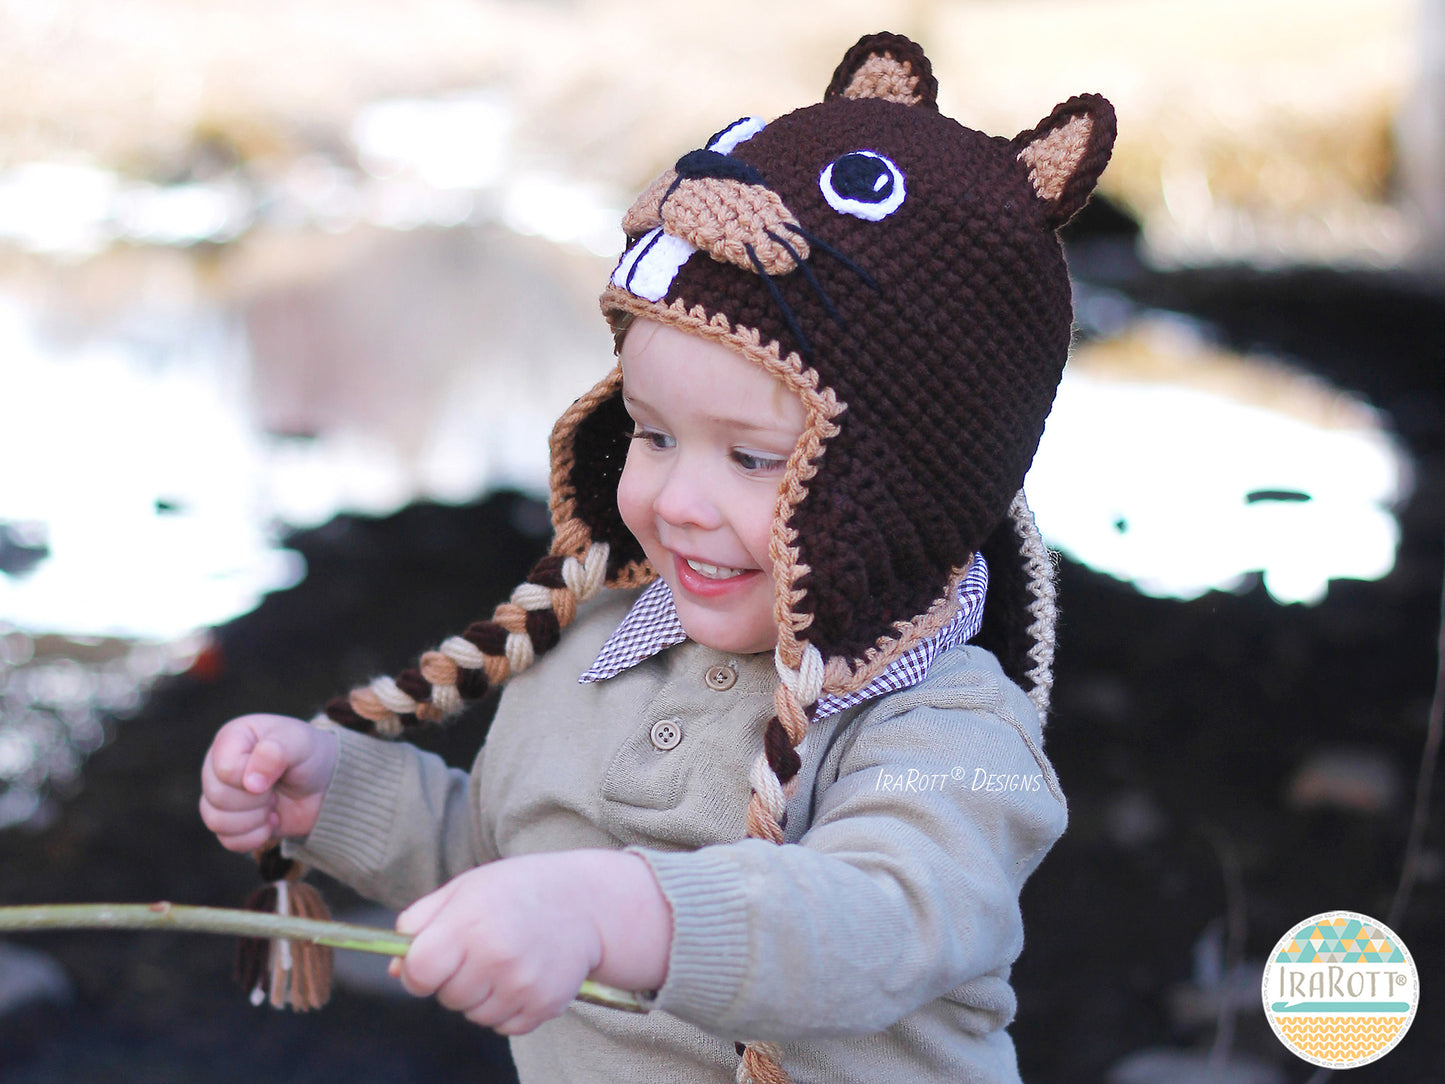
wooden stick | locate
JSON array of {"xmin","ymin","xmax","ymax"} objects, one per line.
[{"xmin": 0, "ymin": 901, "xmax": 647, "ymax": 1013}]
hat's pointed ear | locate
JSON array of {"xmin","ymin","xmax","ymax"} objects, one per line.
[
  {"xmin": 825, "ymin": 31, "xmax": 939, "ymax": 109},
  {"xmin": 1012, "ymin": 94, "xmax": 1117, "ymax": 229}
]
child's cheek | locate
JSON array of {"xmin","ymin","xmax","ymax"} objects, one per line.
[{"xmin": 615, "ymin": 447, "xmax": 653, "ymax": 547}]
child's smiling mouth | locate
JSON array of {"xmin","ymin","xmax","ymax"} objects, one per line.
[
  {"xmin": 685, "ymin": 558, "xmax": 747, "ymax": 580},
  {"xmin": 672, "ymin": 553, "xmax": 762, "ymax": 597}
]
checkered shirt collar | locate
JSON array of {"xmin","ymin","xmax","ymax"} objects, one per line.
[{"xmin": 579, "ymin": 554, "xmax": 989, "ymax": 722}]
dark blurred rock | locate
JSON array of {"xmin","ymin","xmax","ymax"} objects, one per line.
[
  {"xmin": 1286, "ymin": 747, "xmax": 1401, "ymax": 814},
  {"xmin": 0, "ymin": 941, "xmax": 74, "ymax": 1017},
  {"xmin": 1106, "ymin": 1049, "xmax": 1285, "ymax": 1084}
]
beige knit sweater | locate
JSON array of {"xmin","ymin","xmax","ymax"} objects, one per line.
[{"xmin": 289, "ymin": 588, "xmax": 1067, "ymax": 1082}]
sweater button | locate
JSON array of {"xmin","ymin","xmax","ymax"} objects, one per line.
[
  {"xmin": 649, "ymin": 718, "xmax": 682, "ymax": 751},
  {"xmin": 705, "ymin": 664, "xmax": 737, "ymax": 691}
]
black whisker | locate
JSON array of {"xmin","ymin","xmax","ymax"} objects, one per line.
[
  {"xmin": 783, "ymin": 223, "xmax": 881, "ymax": 294},
  {"xmin": 766, "ymin": 229, "xmax": 843, "ymax": 327},
  {"xmin": 745, "ymin": 243, "xmax": 813, "ymax": 361}
]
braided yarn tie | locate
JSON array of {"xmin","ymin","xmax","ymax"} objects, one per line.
[
  {"xmin": 731, "ymin": 643, "xmax": 825, "ymax": 1084},
  {"xmin": 774, "ymin": 642, "xmax": 825, "ymax": 704},
  {"xmin": 328, "ymin": 543, "xmax": 611, "ymax": 735},
  {"xmin": 1008, "ymin": 492, "xmax": 1058, "ymax": 718}
]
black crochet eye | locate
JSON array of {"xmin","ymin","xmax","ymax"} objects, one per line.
[{"xmin": 819, "ymin": 151, "xmax": 906, "ymax": 220}]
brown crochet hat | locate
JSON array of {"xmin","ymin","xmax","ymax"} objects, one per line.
[
  {"xmin": 325, "ymin": 31, "xmax": 1115, "ymax": 739},
  {"xmin": 551, "ymin": 31, "xmax": 1115, "ymax": 703}
]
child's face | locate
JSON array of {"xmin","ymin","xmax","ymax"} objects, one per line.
[{"xmin": 617, "ymin": 319, "xmax": 806, "ymax": 654}]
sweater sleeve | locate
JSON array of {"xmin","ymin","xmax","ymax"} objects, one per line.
[
  {"xmin": 283, "ymin": 725, "xmax": 495, "ymax": 911},
  {"xmin": 629, "ymin": 650, "xmax": 1066, "ymax": 1041}
]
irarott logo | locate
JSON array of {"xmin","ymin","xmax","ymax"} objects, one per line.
[{"xmin": 1261, "ymin": 910, "xmax": 1418, "ymax": 1068}]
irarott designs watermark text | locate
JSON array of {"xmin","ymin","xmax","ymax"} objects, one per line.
[{"xmin": 874, "ymin": 766, "xmax": 1043, "ymax": 793}]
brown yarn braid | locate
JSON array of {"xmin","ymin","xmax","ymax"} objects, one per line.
[
  {"xmin": 732, "ymin": 642, "xmax": 826, "ymax": 1083},
  {"xmin": 319, "ymin": 542, "xmax": 611, "ymax": 736}
]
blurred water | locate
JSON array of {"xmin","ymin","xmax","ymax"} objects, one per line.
[
  {"xmin": 1029, "ymin": 305, "xmax": 1412, "ymax": 604},
  {"xmin": 0, "ymin": 89, "xmax": 624, "ymax": 827}
]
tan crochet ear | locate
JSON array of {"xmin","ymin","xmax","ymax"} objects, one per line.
[
  {"xmin": 1013, "ymin": 94, "xmax": 1117, "ymax": 229},
  {"xmin": 824, "ymin": 31, "xmax": 938, "ymax": 108}
]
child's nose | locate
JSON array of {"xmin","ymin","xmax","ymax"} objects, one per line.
[{"xmin": 653, "ymin": 461, "xmax": 722, "ymax": 530}]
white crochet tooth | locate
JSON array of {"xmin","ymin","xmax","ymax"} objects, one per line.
[
  {"xmin": 611, "ymin": 227, "xmax": 697, "ymax": 302},
  {"xmin": 707, "ymin": 115, "xmax": 767, "ymax": 155},
  {"xmin": 441, "ymin": 635, "xmax": 486, "ymax": 669}
]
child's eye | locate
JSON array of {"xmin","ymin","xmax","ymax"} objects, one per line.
[
  {"xmin": 629, "ymin": 426, "xmax": 675, "ymax": 451},
  {"xmin": 732, "ymin": 449, "xmax": 787, "ymax": 473}
]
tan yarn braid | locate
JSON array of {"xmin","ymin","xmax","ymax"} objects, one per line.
[
  {"xmin": 730, "ymin": 641, "xmax": 827, "ymax": 1082},
  {"xmin": 321, "ymin": 542, "xmax": 610, "ymax": 735}
]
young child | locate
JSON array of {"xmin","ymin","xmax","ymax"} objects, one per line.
[{"xmin": 201, "ymin": 32, "xmax": 1114, "ymax": 1083}]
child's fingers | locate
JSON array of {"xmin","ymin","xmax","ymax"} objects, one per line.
[
  {"xmin": 199, "ymin": 755, "xmax": 266, "ymax": 812},
  {"xmin": 200, "ymin": 803, "xmax": 275, "ymax": 838},
  {"xmin": 398, "ymin": 927, "xmax": 468, "ymax": 999},
  {"xmin": 394, "ymin": 882, "xmax": 465, "ymax": 997},
  {"xmin": 487, "ymin": 1005, "xmax": 546, "ymax": 1037},
  {"xmin": 205, "ymin": 721, "xmax": 263, "ymax": 789},
  {"xmin": 242, "ymin": 737, "xmax": 293, "ymax": 793},
  {"xmin": 197, "ymin": 796, "xmax": 278, "ymax": 852},
  {"xmin": 395, "ymin": 880, "xmax": 455, "ymax": 937}
]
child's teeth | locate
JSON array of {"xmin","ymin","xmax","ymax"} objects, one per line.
[{"xmin": 687, "ymin": 559, "xmax": 744, "ymax": 579}]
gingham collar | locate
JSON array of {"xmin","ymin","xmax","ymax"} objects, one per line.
[{"xmin": 580, "ymin": 555, "xmax": 988, "ymax": 722}]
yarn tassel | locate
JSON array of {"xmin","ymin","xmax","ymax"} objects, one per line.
[
  {"xmin": 235, "ymin": 846, "xmax": 334, "ymax": 1011},
  {"xmin": 737, "ymin": 1040, "xmax": 789, "ymax": 1084}
]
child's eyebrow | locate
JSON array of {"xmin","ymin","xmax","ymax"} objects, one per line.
[
  {"xmin": 623, "ymin": 394, "xmax": 796, "ymax": 435},
  {"xmin": 701, "ymin": 413, "xmax": 796, "ymax": 434}
]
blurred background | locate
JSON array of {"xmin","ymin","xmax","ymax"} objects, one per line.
[{"xmin": 0, "ymin": 1, "xmax": 1441, "ymax": 1081}]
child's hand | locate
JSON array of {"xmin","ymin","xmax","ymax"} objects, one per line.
[
  {"xmin": 199, "ymin": 713, "xmax": 338, "ymax": 852},
  {"xmin": 390, "ymin": 850, "xmax": 672, "ymax": 1035}
]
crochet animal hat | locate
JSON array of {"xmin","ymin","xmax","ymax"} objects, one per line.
[{"xmin": 254, "ymin": 30, "xmax": 1113, "ymax": 1079}]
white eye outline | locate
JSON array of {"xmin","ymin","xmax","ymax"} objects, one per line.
[{"xmin": 818, "ymin": 151, "xmax": 906, "ymax": 221}]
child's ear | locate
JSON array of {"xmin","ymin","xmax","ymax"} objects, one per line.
[
  {"xmin": 824, "ymin": 31, "xmax": 939, "ymax": 108},
  {"xmin": 1012, "ymin": 94, "xmax": 1117, "ymax": 229}
]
